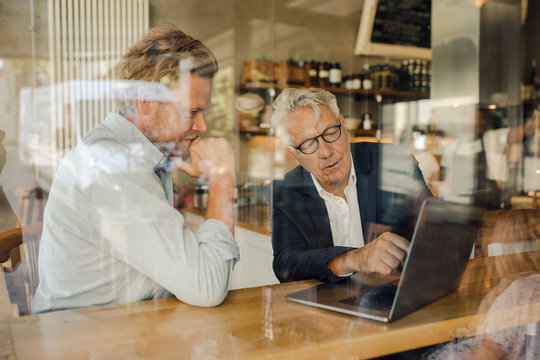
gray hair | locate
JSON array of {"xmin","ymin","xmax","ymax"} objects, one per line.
[{"xmin": 271, "ymin": 87, "xmax": 340, "ymax": 145}]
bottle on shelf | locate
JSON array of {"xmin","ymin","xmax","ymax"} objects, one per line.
[
  {"xmin": 362, "ymin": 113, "xmax": 374, "ymax": 130},
  {"xmin": 329, "ymin": 62, "xmax": 342, "ymax": 87},
  {"xmin": 308, "ymin": 60, "xmax": 318, "ymax": 86},
  {"xmin": 318, "ymin": 61, "xmax": 330, "ymax": 87},
  {"xmin": 343, "ymin": 75, "xmax": 351, "ymax": 89},
  {"xmin": 371, "ymin": 64, "xmax": 380, "ymax": 89},
  {"xmin": 351, "ymin": 73, "xmax": 362, "ymax": 89},
  {"xmin": 362, "ymin": 64, "xmax": 373, "ymax": 90},
  {"xmin": 396, "ymin": 59, "xmax": 409, "ymax": 91},
  {"xmin": 427, "ymin": 68, "xmax": 432, "ymax": 93},
  {"xmin": 380, "ymin": 64, "xmax": 393, "ymax": 90},
  {"xmin": 295, "ymin": 60, "xmax": 305, "ymax": 85},
  {"xmin": 413, "ymin": 59, "xmax": 422, "ymax": 92},
  {"xmin": 420, "ymin": 59, "xmax": 429, "ymax": 93},
  {"xmin": 407, "ymin": 59, "xmax": 415, "ymax": 92}
]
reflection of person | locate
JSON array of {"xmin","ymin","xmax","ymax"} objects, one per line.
[
  {"xmin": 0, "ymin": 129, "xmax": 20, "ymax": 264},
  {"xmin": 424, "ymin": 272, "xmax": 540, "ymax": 359},
  {"xmin": 508, "ymin": 114, "xmax": 537, "ymax": 145},
  {"xmin": 439, "ymin": 109, "xmax": 504, "ymax": 209},
  {"xmin": 474, "ymin": 107, "xmax": 540, "ymax": 207},
  {"xmin": 411, "ymin": 131, "xmax": 441, "ymax": 197},
  {"xmin": 270, "ymin": 88, "xmax": 431, "ymax": 282},
  {"xmin": 33, "ymin": 25, "xmax": 239, "ymax": 313},
  {"xmin": 507, "ymin": 107, "xmax": 539, "ymax": 151},
  {"xmin": 508, "ymin": 107, "xmax": 540, "ymax": 195}
]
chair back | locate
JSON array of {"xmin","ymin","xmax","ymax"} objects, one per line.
[
  {"xmin": 0, "ymin": 227, "xmax": 22, "ymax": 271},
  {"xmin": 1, "ymin": 183, "xmax": 46, "ymax": 315},
  {"xmin": 15, "ymin": 183, "xmax": 45, "ymax": 225},
  {"xmin": 21, "ymin": 222, "xmax": 43, "ymax": 312}
]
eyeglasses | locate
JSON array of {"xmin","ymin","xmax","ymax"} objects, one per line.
[{"xmin": 291, "ymin": 123, "xmax": 342, "ymax": 155}]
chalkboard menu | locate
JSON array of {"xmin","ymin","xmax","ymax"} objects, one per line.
[{"xmin": 371, "ymin": 0, "xmax": 431, "ymax": 49}]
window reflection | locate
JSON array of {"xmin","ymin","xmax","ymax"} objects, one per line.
[{"xmin": 0, "ymin": 0, "xmax": 538, "ymax": 359}]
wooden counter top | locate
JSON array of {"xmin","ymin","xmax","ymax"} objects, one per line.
[
  {"xmin": 183, "ymin": 205, "xmax": 271, "ymax": 235},
  {"xmin": 3, "ymin": 252, "xmax": 540, "ymax": 359},
  {"xmin": 236, "ymin": 205, "xmax": 270, "ymax": 235}
]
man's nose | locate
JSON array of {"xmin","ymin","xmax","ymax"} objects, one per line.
[
  {"xmin": 318, "ymin": 139, "xmax": 332, "ymax": 158},
  {"xmin": 192, "ymin": 112, "xmax": 207, "ymax": 133}
]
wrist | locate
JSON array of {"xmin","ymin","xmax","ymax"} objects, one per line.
[
  {"xmin": 206, "ymin": 173, "xmax": 236, "ymax": 234},
  {"xmin": 209, "ymin": 169, "xmax": 235, "ymax": 186},
  {"xmin": 350, "ymin": 248, "xmax": 369, "ymax": 273},
  {"xmin": 208, "ymin": 173, "xmax": 235, "ymax": 201},
  {"xmin": 329, "ymin": 250, "xmax": 355, "ymax": 276}
]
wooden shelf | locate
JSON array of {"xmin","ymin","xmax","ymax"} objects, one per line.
[
  {"xmin": 351, "ymin": 128, "xmax": 376, "ymax": 136},
  {"xmin": 239, "ymin": 127, "xmax": 377, "ymax": 137},
  {"xmin": 240, "ymin": 82, "xmax": 429, "ymax": 100},
  {"xmin": 238, "ymin": 126, "xmax": 271, "ymax": 135}
]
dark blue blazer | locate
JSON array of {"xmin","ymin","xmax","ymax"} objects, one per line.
[{"xmin": 270, "ymin": 142, "xmax": 431, "ymax": 283}]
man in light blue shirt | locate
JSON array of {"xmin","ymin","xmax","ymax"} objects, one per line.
[{"xmin": 33, "ymin": 25, "xmax": 239, "ymax": 313}]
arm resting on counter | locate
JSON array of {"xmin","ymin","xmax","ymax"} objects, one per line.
[{"xmin": 91, "ymin": 171, "xmax": 239, "ymax": 307}]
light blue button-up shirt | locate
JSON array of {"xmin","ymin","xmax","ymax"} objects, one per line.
[{"xmin": 33, "ymin": 112, "xmax": 239, "ymax": 313}]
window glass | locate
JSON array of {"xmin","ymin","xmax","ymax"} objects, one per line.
[{"xmin": 0, "ymin": 1, "xmax": 539, "ymax": 359}]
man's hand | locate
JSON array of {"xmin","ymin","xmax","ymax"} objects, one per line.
[
  {"xmin": 174, "ymin": 137, "xmax": 235, "ymax": 183},
  {"xmin": 328, "ymin": 232, "xmax": 410, "ymax": 276},
  {"xmin": 174, "ymin": 137, "xmax": 236, "ymax": 233}
]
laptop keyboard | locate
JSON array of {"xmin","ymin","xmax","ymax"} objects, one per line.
[{"xmin": 339, "ymin": 283, "xmax": 397, "ymax": 310}]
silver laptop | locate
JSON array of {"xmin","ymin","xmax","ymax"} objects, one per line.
[{"xmin": 286, "ymin": 198, "xmax": 484, "ymax": 322}]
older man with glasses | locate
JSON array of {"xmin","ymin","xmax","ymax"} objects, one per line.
[{"xmin": 270, "ymin": 87, "xmax": 431, "ymax": 283}]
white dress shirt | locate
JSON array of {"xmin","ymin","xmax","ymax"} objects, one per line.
[
  {"xmin": 310, "ymin": 162, "xmax": 364, "ymax": 248},
  {"xmin": 33, "ymin": 112, "xmax": 239, "ymax": 313}
]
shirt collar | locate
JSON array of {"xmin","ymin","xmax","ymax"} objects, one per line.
[
  {"xmin": 310, "ymin": 152, "xmax": 356, "ymax": 199},
  {"xmin": 102, "ymin": 112, "xmax": 167, "ymax": 171}
]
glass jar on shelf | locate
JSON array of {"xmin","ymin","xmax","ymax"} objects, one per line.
[
  {"xmin": 308, "ymin": 60, "xmax": 318, "ymax": 86},
  {"xmin": 329, "ymin": 62, "xmax": 342, "ymax": 87},
  {"xmin": 362, "ymin": 64, "xmax": 373, "ymax": 90},
  {"xmin": 318, "ymin": 61, "xmax": 330, "ymax": 87},
  {"xmin": 352, "ymin": 73, "xmax": 362, "ymax": 89}
]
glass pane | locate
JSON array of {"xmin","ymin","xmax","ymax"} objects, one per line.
[{"xmin": 0, "ymin": 1, "xmax": 538, "ymax": 359}]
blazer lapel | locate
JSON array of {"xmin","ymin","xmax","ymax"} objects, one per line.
[{"xmin": 301, "ymin": 169, "xmax": 333, "ymax": 248}]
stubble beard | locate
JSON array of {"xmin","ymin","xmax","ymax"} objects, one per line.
[
  {"xmin": 178, "ymin": 140, "xmax": 192, "ymax": 162},
  {"xmin": 156, "ymin": 139, "xmax": 189, "ymax": 162},
  {"xmin": 159, "ymin": 132, "xmax": 198, "ymax": 162}
]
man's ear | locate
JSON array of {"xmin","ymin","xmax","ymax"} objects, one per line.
[
  {"xmin": 339, "ymin": 113, "xmax": 351, "ymax": 141},
  {"xmin": 136, "ymin": 89, "xmax": 159, "ymax": 115},
  {"xmin": 286, "ymin": 148, "xmax": 300, "ymax": 166}
]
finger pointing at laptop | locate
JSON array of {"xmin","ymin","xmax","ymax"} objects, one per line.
[{"xmin": 328, "ymin": 233, "xmax": 410, "ymax": 276}]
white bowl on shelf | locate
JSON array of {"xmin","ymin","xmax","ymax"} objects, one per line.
[
  {"xmin": 235, "ymin": 93, "xmax": 265, "ymax": 113},
  {"xmin": 344, "ymin": 117, "xmax": 361, "ymax": 131}
]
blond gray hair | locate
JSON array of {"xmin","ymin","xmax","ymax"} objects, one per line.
[
  {"xmin": 113, "ymin": 24, "xmax": 218, "ymax": 115},
  {"xmin": 271, "ymin": 87, "xmax": 340, "ymax": 145}
]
